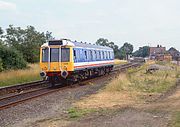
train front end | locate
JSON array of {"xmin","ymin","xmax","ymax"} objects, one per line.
[{"xmin": 39, "ymin": 39, "xmax": 74, "ymax": 84}]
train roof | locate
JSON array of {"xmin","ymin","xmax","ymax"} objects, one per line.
[
  {"xmin": 41, "ymin": 39, "xmax": 113, "ymax": 51},
  {"xmin": 72, "ymin": 41, "xmax": 112, "ymax": 50}
]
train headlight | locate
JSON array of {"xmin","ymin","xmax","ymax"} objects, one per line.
[
  {"xmin": 40, "ymin": 71, "xmax": 46, "ymax": 78},
  {"xmin": 53, "ymin": 67, "xmax": 56, "ymax": 70},
  {"xmin": 63, "ymin": 66, "xmax": 67, "ymax": 71},
  {"xmin": 61, "ymin": 71, "xmax": 68, "ymax": 78},
  {"xmin": 42, "ymin": 66, "xmax": 47, "ymax": 71}
]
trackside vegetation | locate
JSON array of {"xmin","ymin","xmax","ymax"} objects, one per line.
[
  {"xmin": 72, "ymin": 62, "xmax": 180, "ymax": 125},
  {"xmin": 0, "ymin": 26, "xmax": 53, "ymax": 72},
  {"xmin": 171, "ymin": 111, "xmax": 180, "ymax": 127},
  {"xmin": 0, "ymin": 64, "xmax": 41, "ymax": 87},
  {"xmin": 0, "ymin": 44, "xmax": 27, "ymax": 71},
  {"xmin": 67, "ymin": 107, "xmax": 97, "ymax": 119}
]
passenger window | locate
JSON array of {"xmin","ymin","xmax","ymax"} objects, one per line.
[
  {"xmin": 102, "ymin": 51, "xmax": 104, "ymax": 60},
  {"xmin": 99, "ymin": 52, "xmax": 100, "ymax": 60},
  {"xmin": 105, "ymin": 51, "xmax": 107, "ymax": 59},
  {"xmin": 80, "ymin": 49, "xmax": 83, "ymax": 56},
  {"xmin": 98, "ymin": 51, "xmax": 100, "ymax": 60},
  {"xmin": 107, "ymin": 52, "xmax": 108, "ymax": 59},
  {"xmin": 80, "ymin": 49, "xmax": 83, "ymax": 61},
  {"xmin": 90, "ymin": 50, "xmax": 93, "ymax": 61},
  {"xmin": 84, "ymin": 50, "xmax": 87, "ymax": 60},
  {"xmin": 106, "ymin": 52, "xmax": 108, "ymax": 59},
  {"xmin": 95, "ymin": 51, "xmax": 97, "ymax": 60},
  {"xmin": 93, "ymin": 51, "xmax": 96, "ymax": 60},
  {"xmin": 107, "ymin": 51, "xmax": 109, "ymax": 59},
  {"xmin": 101, "ymin": 51, "xmax": 103, "ymax": 60},
  {"xmin": 73, "ymin": 50, "xmax": 76, "ymax": 60}
]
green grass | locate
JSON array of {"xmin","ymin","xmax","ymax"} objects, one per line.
[
  {"xmin": 127, "ymin": 64, "xmax": 179, "ymax": 93},
  {"xmin": 67, "ymin": 107, "xmax": 96, "ymax": 119},
  {"xmin": 0, "ymin": 64, "xmax": 41, "ymax": 87},
  {"xmin": 170, "ymin": 112, "xmax": 180, "ymax": 127},
  {"xmin": 114, "ymin": 59, "xmax": 128, "ymax": 65},
  {"xmin": 105, "ymin": 62, "xmax": 179, "ymax": 94}
]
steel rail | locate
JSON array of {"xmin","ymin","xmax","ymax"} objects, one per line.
[{"xmin": 0, "ymin": 80, "xmax": 48, "ymax": 96}]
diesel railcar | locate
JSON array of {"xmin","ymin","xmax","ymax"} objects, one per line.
[{"xmin": 40, "ymin": 39, "xmax": 114, "ymax": 85}]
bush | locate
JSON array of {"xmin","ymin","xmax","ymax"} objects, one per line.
[
  {"xmin": 0, "ymin": 45, "xmax": 27, "ymax": 71},
  {"xmin": 0, "ymin": 58, "xmax": 3, "ymax": 71}
]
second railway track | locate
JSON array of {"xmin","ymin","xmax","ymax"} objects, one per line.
[
  {"xmin": 0, "ymin": 62, "xmax": 142, "ymax": 110},
  {"xmin": 0, "ymin": 80, "xmax": 49, "ymax": 96}
]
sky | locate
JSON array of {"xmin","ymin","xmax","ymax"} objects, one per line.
[{"xmin": 0, "ymin": 0, "xmax": 180, "ymax": 51}]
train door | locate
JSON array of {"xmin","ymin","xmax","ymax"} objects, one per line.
[{"xmin": 49, "ymin": 47, "xmax": 60, "ymax": 71}]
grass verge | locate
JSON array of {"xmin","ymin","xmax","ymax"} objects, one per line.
[
  {"xmin": 67, "ymin": 107, "xmax": 97, "ymax": 119},
  {"xmin": 0, "ymin": 64, "xmax": 41, "ymax": 87},
  {"xmin": 74, "ymin": 62, "xmax": 179, "ymax": 109},
  {"xmin": 114, "ymin": 59, "xmax": 127, "ymax": 65},
  {"xmin": 170, "ymin": 112, "xmax": 180, "ymax": 127},
  {"xmin": 67, "ymin": 107, "xmax": 122, "ymax": 120},
  {"xmin": 127, "ymin": 64, "xmax": 178, "ymax": 93}
]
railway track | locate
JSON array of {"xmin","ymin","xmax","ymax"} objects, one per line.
[
  {"xmin": 0, "ymin": 80, "xmax": 49, "ymax": 96},
  {"xmin": 0, "ymin": 86, "xmax": 65, "ymax": 110},
  {"xmin": 114, "ymin": 62, "xmax": 142, "ymax": 71},
  {"xmin": 0, "ymin": 62, "xmax": 142, "ymax": 110}
]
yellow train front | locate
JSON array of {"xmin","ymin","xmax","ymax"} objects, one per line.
[{"xmin": 40, "ymin": 39, "xmax": 114, "ymax": 85}]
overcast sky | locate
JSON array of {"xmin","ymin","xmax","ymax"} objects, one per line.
[{"xmin": 0, "ymin": 0, "xmax": 180, "ymax": 51}]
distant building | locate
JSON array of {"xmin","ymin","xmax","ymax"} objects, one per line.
[
  {"xmin": 149, "ymin": 45, "xmax": 166, "ymax": 60},
  {"xmin": 168, "ymin": 47, "xmax": 180, "ymax": 60},
  {"xmin": 164, "ymin": 53, "xmax": 172, "ymax": 61}
]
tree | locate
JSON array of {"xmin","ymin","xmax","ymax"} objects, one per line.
[
  {"xmin": 133, "ymin": 46, "xmax": 149, "ymax": 57},
  {"xmin": 5, "ymin": 25, "xmax": 46, "ymax": 63},
  {"xmin": 0, "ymin": 58, "xmax": 3, "ymax": 72},
  {"xmin": 0, "ymin": 27, "xmax": 3, "ymax": 44},
  {"xmin": 0, "ymin": 45, "xmax": 27, "ymax": 71},
  {"xmin": 0, "ymin": 27, "xmax": 3, "ymax": 35},
  {"xmin": 96, "ymin": 38, "xmax": 109, "ymax": 46},
  {"xmin": 96, "ymin": 38, "xmax": 120, "ymax": 58},
  {"xmin": 23, "ymin": 26, "xmax": 46, "ymax": 62},
  {"xmin": 5, "ymin": 25, "xmax": 25, "ymax": 50},
  {"xmin": 119, "ymin": 42, "xmax": 133, "ymax": 59},
  {"xmin": 45, "ymin": 31, "xmax": 54, "ymax": 40}
]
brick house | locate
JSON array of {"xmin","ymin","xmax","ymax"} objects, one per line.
[{"xmin": 149, "ymin": 45, "xmax": 166, "ymax": 60}]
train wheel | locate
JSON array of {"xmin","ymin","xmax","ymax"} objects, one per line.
[{"xmin": 66, "ymin": 77, "xmax": 74, "ymax": 86}]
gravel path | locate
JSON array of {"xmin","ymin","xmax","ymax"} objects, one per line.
[{"xmin": 0, "ymin": 75, "xmax": 111, "ymax": 127}]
